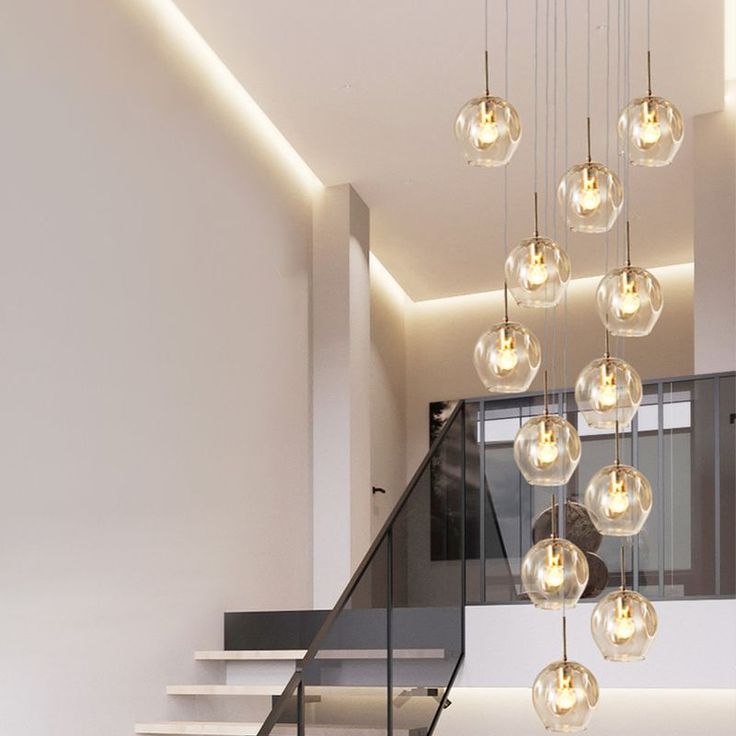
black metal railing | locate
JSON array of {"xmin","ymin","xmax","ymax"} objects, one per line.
[
  {"xmin": 453, "ymin": 371, "xmax": 735, "ymax": 605},
  {"xmin": 257, "ymin": 401, "xmax": 499, "ymax": 736}
]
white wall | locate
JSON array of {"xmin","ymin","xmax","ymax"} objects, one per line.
[
  {"xmin": 0, "ymin": 2, "xmax": 314, "ymax": 734},
  {"xmin": 369, "ymin": 257, "xmax": 410, "ymax": 536}
]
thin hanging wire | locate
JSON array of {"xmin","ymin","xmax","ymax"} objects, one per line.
[
  {"xmin": 484, "ymin": 0, "xmax": 490, "ymax": 94},
  {"xmin": 586, "ymin": 0, "xmax": 592, "ymax": 120},
  {"xmin": 534, "ymin": 0, "xmax": 539, "ymax": 197},
  {"xmin": 668, "ymin": 381, "xmax": 675, "ymax": 592},
  {"xmin": 550, "ymin": 0, "xmax": 558, "ymax": 397},
  {"xmin": 542, "ymin": 0, "xmax": 550, "ymax": 380},
  {"xmin": 647, "ymin": 0, "xmax": 651, "ymax": 55},
  {"xmin": 605, "ymin": 0, "xmax": 611, "ymax": 275},
  {"xmin": 503, "ymin": 0, "xmax": 509, "ymax": 257},
  {"xmin": 562, "ymin": 0, "xmax": 569, "ymax": 410}
]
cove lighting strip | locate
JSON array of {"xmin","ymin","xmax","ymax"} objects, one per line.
[{"xmin": 122, "ymin": 0, "xmax": 323, "ymax": 193}]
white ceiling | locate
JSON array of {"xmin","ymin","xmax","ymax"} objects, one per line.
[{"xmin": 175, "ymin": 0, "xmax": 725, "ymax": 300}]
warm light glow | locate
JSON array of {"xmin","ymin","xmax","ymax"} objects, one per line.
[
  {"xmin": 493, "ymin": 330, "xmax": 519, "ymax": 375},
  {"xmin": 552, "ymin": 668, "xmax": 577, "ymax": 715},
  {"xmin": 535, "ymin": 422, "xmax": 559, "ymax": 468},
  {"xmin": 524, "ymin": 244, "xmax": 549, "ymax": 289},
  {"xmin": 543, "ymin": 544, "xmax": 565, "ymax": 592},
  {"xmin": 633, "ymin": 101, "xmax": 662, "ymax": 150},
  {"xmin": 573, "ymin": 169, "xmax": 601, "ymax": 216},
  {"xmin": 615, "ymin": 271, "xmax": 641, "ymax": 319},
  {"xmin": 606, "ymin": 470, "xmax": 630, "ymax": 518},
  {"xmin": 471, "ymin": 102, "xmax": 499, "ymax": 149},
  {"xmin": 592, "ymin": 364, "xmax": 618, "ymax": 411},
  {"xmin": 611, "ymin": 597, "xmax": 636, "ymax": 644},
  {"xmin": 121, "ymin": 0, "xmax": 323, "ymax": 193}
]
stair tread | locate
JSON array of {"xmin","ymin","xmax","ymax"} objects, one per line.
[
  {"xmin": 167, "ymin": 684, "xmax": 441, "ymax": 697},
  {"xmin": 136, "ymin": 723, "xmax": 261, "ymax": 736},
  {"xmin": 135, "ymin": 723, "xmax": 424, "ymax": 736},
  {"xmin": 195, "ymin": 649, "xmax": 445, "ymax": 662},
  {"xmin": 167, "ymin": 685, "xmax": 284, "ymax": 696}
]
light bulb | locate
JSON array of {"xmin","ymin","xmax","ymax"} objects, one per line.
[
  {"xmin": 552, "ymin": 668, "xmax": 577, "ymax": 715},
  {"xmin": 492, "ymin": 329, "xmax": 518, "ymax": 376},
  {"xmin": 606, "ymin": 470, "xmax": 630, "ymax": 518},
  {"xmin": 634, "ymin": 101, "xmax": 662, "ymax": 151},
  {"xmin": 524, "ymin": 245, "xmax": 549, "ymax": 290},
  {"xmin": 592, "ymin": 364, "xmax": 617, "ymax": 411},
  {"xmin": 534, "ymin": 422, "xmax": 559, "ymax": 468},
  {"xmin": 471, "ymin": 103, "xmax": 499, "ymax": 150},
  {"xmin": 611, "ymin": 597, "xmax": 636, "ymax": 644},
  {"xmin": 542, "ymin": 544, "xmax": 565, "ymax": 592},
  {"xmin": 615, "ymin": 271, "xmax": 641, "ymax": 320},
  {"xmin": 573, "ymin": 168, "xmax": 601, "ymax": 216}
]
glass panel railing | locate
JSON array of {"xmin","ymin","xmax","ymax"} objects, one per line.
[
  {"xmin": 466, "ymin": 371, "xmax": 735, "ymax": 604},
  {"xmin": 258, "ymin": 400, "xmax": 483, "ymax": 736}
]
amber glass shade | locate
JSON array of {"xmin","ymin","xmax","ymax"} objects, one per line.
[
  {"xmin": 584, "ymin": 463, "xmax": 653, "ymax": 536},
  {"xmin": 618, "ymin": 96, "xmax": 684, "ymax": 167},
  {"xmin": 505, "ymin": 237, "xmax": 571, "ymax": 308},
  {"xmin": 521, "ymin": 537, "xmax": 589, "ymax": 610},
  {"xmin": 532, "ymin": 660, "xmax": 599, "ymax": 732},
  {"xmin": 557, "ymin": 162, "xmax": 623, "ymax": 234},
  {"xmin": 591, "ymin": 589, "xmax": 658, "ymax": 661},
  {"xmin": 596, "ymin": 266, "xmax": 663, "ymax": 337},
  {"xmin": 575, "ymin": 356, "xmax": 642, "ymax": 429},
  {"xmin": 454, "ymin": 95, "xmax": 521, "ymax": 167},
  {"xmin": 513, "ymin": 414, "xmax": 581, "ymax": 486},
  {"xmin": 474, "ymin": 321, "xmax": 541, "ymax": 393}
]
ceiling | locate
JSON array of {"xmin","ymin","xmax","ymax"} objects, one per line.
[{"xmin": 174, "ymin": 0, "xmax": 725, "ymax": 300}]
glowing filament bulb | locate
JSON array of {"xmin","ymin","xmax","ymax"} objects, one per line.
[
  {"xmin": 606, "ymin": 470, "xmax": 630, "ymax": 518},
  {"xmin": 543, "ymin": 544, "xmax": 565, "ymax": 592},
  {"xmin": 552, "ymin": 667, "xmax": 577, "ymax": 715},
  {"xmin": 611, "ymin": 596, "xmax": 636, "ymax": 643},
  {"xmin": 592, "ymin": 364, "xmax": 617, "ymax": 411},
  {"xmin": 535, "ymin": 422, "xmax": 559, "ymax": 468},
  {"xmin": 616, "ymin": 271, "xmax": 641, "ymax": 319},
  {"xmin": 635, "ymin": 101, "xmax": 662, "ymax": 150},
  {"xmin": 471, "ymin": 102, "xmax": 499, "ymax": 150},
  {"xmin": 525, "ymin": 244, "xmax": 549, "ymax": 290},
  {"xmin": 574, "ymin": 168, "xmax": 601, "ymax": 216},
  {"xmin": 493, "ymin": 329, "xmax": 518, "ymax": 376}
]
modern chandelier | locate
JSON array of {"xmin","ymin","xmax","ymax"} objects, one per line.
[{"xmin": 458, "ymin": 0, "xmax": 679, "ymax": 730}]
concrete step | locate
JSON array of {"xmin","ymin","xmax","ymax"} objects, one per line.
[
  {"xmin": 135, "ymin": 724, "xmax": 260, "ymax": 736},
  {"xmin": 167, "ymin": 685, "xmax": 284, "ymax": 696}
]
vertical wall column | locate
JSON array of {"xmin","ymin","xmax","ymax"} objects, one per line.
[
  {"xmin": 693, "ymin": 85, "xmax": 736, "ymax": 373},
  {"xmin": 312, "ymin": 184, "xmax": 371, "ymax": 608}
]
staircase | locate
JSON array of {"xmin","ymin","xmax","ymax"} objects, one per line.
[{"xmin": 136, "ymin": 403, "xmax": 475, "ymax": 736}]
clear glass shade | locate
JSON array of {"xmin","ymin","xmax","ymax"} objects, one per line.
[
  {"xmin": 474, "ymin": 321, "xmax": 541, "ymax": 393},
  {"xmin": 557, "ymin": 162, "xmax": 623, "ymax": 233},
  {"xmin": 584, "ymin": 463, "xmax": 653, "ymax": 536},
  {"xmin": 574, "ymin": 356, "xmax": 642, "ymax": 429},
  {"xmin": 591, "ymin": 590, "xmax": 658, "ymax": 661},
  {"xmin": 514, "ymin": 414, "xmax": 581, "ymax": 486},
  {"xmin": 454, "ymin": 95, "xmax": 522, "ymax": 167},
  {"xmin": 522, "ymin": 537, "xmax": 589, "ymax": 609},
  {"xmin": 618, "ymin": 96, "xmax": 684, "ymax": 167},
  {"xmin": 532, "ymin": 660, "xmax": 599, "ymax": 732},
  {"xmin": 596, "ymin": 266, "xmax": 663, "ymax": 337},
  {"xmin": 505, "ymin": 237, "xmax": 571, "ymax": 308}
]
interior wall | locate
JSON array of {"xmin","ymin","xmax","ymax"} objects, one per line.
[
  {"xmin": 405, "ymin": 264, "xmax": 694, "ymax": 472},
  {"xmin": 0, "ymin": 2, "xmax": 314, "ymax": 734},
  {"xmin": 369, "ymin": 258, "xmax": 409, "ymax": 537}
]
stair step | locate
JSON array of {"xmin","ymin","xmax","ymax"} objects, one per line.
[
  {"xmin": 135, "ymin": 724, "xmax": 260, "ymax": 736},
  {"xmin": 135, "ymin": 724, "xmax": 425, "ymax": 736},
  {"xmin": 194, "ymin": 649, "xmax": 445, "ymax": 662},
  {"xmin": 167, "ymin": 685, "xmax": 284, "ymax": 696},
  {"xmin": 195, "ymin": 650, "xmax": 306, "ymax": 661}
]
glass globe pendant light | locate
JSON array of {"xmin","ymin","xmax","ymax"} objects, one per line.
[
  {"xmin": 618, "ymin": 52, "xmax": 684, "ymax": 167},
  {"xmin": 591, "ymin": 545, "xmax": 658, "ymax": 661},
  {"xmin": 558, "ymin": 118, "xmax": 623, "ymax": 233},
  {"xmin": 514, "ymin": 372, "xmax": 581, "ymax": 486},
  {"xmin": 522, "ymin": 497, "xmax": 589, "ymax": 610},
  {"xmin": 596, "ymin": 222, "xmax": 663, "ymax": 337},
  {"xmin": 505, "ymin": 192, "xmax": 571, "ymax": 308},
  {"xmin": 584, "ymin": 422, "xmax": 653, "ymax": 536},
  {"xmin": 533, "ymin": 616, "xmax": 599, "ymax": 732},
  {"xmin": 454, "ymin": 1, "xmax": 521, "ymax": 169},
  {"xmin": 575, "ymin": 331, "xmax": 642, "ymax": 429},
  {"xmin": 474, "ymin": 283, "xmax": 541, "ymax": 393}
]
